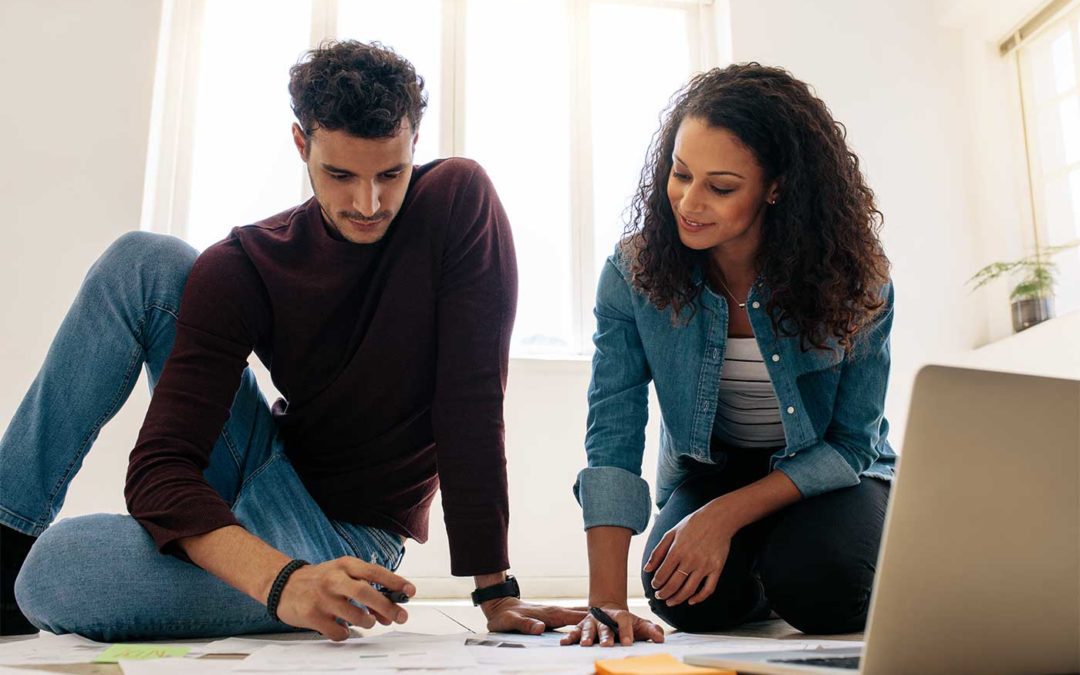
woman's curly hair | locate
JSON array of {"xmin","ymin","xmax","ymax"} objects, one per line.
[
  {"xmin": 625, "ymin": 63, "xmax": 890, "ymax": 351},
  {"xmin": 289, "ymin": 40, "xmax": 427, "ymax": 139}
]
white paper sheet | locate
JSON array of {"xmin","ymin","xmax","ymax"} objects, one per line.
[
  {"xmin": 469, "ymin": 633, "xmax": 863, "ymax": 669},
  {"xmin": 233, "ymin": 633, "xmax": 478, "ymax": 671},
  {"xmin": 465, "ymin": 631, "xmax": 742, "ymax": 650},
  {"xmin": 119, "ymin": 658, "xmax": 238, "ymax": 675},
  {"xmin": 463, "ymin": 632, "xmax": 568, "ymax": 648},
  {"xmin": 193, "ymin": 629, "xmax": 466, "ymax": 657},
  {"xmin": 220, "ymin": 630, "xmax": 860, "ymax": 673},
  {"xmin": 0, "ymin": 632, "xmax": 112, "ymax": 665},
  {"xmin": 0, "ymin": 665, "xmax": 58, "ymax": 674},
  {"xmin": 0, "ymin": 632, "xmax": 221, "ymax": 666},
  {"xmin": 190, "ymin": 636, "xmax": 300, "ymax": 656}
]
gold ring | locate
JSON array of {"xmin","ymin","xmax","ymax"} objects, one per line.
[{"xmin": 676, "ymin": 569, "xmax": 690, "ymax": 576}]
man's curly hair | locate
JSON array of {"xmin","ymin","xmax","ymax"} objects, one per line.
[
  {"xmin": 289, "ymin": 40, "xmax": 427, "ymax": 139},
  {"xmin": 625, "ymin": 63, "xmax": 890, "ymax": 351}
]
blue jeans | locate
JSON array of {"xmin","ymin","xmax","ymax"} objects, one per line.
[{"xmin": 0, "ymin": 232, "xmax": 406, "ymax": 641}]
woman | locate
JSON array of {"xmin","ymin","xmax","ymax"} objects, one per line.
[{"xmin": 562, "ymin": 63, "xmax": 895, "ymax": 647}]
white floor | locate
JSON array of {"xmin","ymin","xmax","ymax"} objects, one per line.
[{"xmin": 0, "ymin": 599, "xmax": 863, "ymax": 674}]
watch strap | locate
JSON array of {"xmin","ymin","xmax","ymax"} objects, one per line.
[{"xmin": 471, "ymin": 574, "xmax": 520, "ymax": 606}]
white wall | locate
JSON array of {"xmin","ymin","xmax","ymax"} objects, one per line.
[
  {"xmin": 0, "ymin": 0, "xmax": 163, "ymax": 518},
  {"xmin": 729, "ymin": 0, "xmax": 987, "ymax": 451},
  {"xmin": 395, "ymin": 360, "xmax": 663, "ymax": 598},
  {"xmin": 0, "ymin": 0, "xmax": 1050, "ymax": 600}
]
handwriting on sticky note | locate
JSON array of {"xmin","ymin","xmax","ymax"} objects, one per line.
[{"xmin": 94, "ymin": 644, "xmax": 191, "ymax": 663}]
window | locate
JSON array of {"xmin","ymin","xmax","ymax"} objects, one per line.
[
  {"xmin": 143, "ymin": 0, "xmax": 725, "ymax": 356},
  {"xmin": 1014, "ymin": 1, "xmax": 1080, "ymax": 315}
]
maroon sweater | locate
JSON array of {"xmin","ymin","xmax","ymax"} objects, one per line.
[{"xmin": 125, "ymin": 158, "xmax": 516, "ymax": 575}]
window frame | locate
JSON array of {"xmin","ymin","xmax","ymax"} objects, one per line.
[
  {"xmin": 1007, "ymin": 0, "xmax": 1080, "ymax": 314},
  {"xmin": 141, "ymin": 0, "xmax": 727, "ymax": 356}
]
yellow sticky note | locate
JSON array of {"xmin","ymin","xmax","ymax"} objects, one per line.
[
  {"xmin": 594, "ymin": 652, "xmax": 735, "ymax": 675},
  {"xmin": 93, "ymin": 644, "xmax": 191, "ymax": 663}
]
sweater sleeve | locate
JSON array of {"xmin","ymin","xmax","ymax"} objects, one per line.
[
  {"xmin": 125, "ymin": 236, "xmax": 270, "ymax": 556},
  {"xmin": 432, "ymin": 162, "xmax": 517, "ymax": 576}
]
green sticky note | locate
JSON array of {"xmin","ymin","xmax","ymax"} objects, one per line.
[{"xmin": 94, "ymin": 644, "xmax": 191, "ymax": 663}]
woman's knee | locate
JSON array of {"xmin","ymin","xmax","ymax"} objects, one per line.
[
  {"xmin": 759, "ymin": 481, "xmax": 887, "ymax": 634},
  {"xmin": 760, "ymin": 554, "xmax": 874, "ymax": 634},
  {"xmin": 646, "ymin": 594, "xmax": 761, "ymax": 633},
  {"xmin": 640, "ymin": 567, "xmax": 767, "ymax": 633}
]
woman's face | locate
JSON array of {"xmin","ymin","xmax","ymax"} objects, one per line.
[{"xmin": 666, "ymin": 116, "xmax": 779, "ymax": 257}]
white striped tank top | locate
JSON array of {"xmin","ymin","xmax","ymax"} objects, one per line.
[{"xmin": 713, "ymin": 337, "xmax": 786, "ymax": 448}]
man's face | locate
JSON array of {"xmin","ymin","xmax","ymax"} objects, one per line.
[{"xmin": 292, "ymin": 123, "xmax": 417, "ymax": 244}]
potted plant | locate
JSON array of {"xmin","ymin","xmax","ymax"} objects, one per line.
[{"xmin": 968, "ymin": 240, "xmax": 1079, "ymax": 332}]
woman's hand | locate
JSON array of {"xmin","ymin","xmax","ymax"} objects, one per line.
[
  {"xmin": 643, "ymin": 499, "xmax": 737, "ymax": 607},
  {"xmin": 276, "ymin": 556, "xmax": 415, "ymax": 640},
  {"xmin": 559, "ymin": 603, "xmax": 665, "ymax": 647}
]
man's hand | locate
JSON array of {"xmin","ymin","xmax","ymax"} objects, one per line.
[
  {"xmin": 481, "ymin": 597, "xmax": 588, "ymax": 635},
  {"xmin": 276, "ymin": 556, "xmax": 416, "ymax": 641},
  {"xmin": 560, "ymin": 603, "xmax": 665, "ymax": 647}
]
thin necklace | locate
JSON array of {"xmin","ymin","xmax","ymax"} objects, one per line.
[{"xmin": 713, "ymin": 272, "xmax": 747, "ymax": 309}]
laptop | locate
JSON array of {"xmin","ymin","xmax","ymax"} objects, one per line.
[{"xmin": 686, "ymin": 365, "xmax": 1080, "ymax": 674}]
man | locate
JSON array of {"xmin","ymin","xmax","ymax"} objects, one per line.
[{"xmin": 0, "ymin": 41, "xmax": 583, "ymax": 640}]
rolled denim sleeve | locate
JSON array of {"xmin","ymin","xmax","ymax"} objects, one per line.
[
  {"xmin": 573, "ymin": 255, "xmax": 653, "ymax": 533},
  {"xmin": 775, "ymin": 282, "xmax": 894, "ymax": 498},
  {"xmin": 574, "ymin": 467, "xmax": 652, "ymax": 533}
]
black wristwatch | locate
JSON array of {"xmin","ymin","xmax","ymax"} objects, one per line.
[{"xmin": 471, "ymin": 574, "xmax": 520, "ymax": 606}]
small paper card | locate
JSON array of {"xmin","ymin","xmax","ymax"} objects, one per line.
[{"xmin": 93, "ymin": 644, "xmax": 191, "ymax": 663}]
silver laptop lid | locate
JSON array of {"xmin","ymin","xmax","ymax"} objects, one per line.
[{"xmin": 861, "ymin": 365, "xmax": 1080, "ymax": 675}]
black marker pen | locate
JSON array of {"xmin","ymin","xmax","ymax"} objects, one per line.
[
  {"xmin": 589, "ymin": 606, "xmax": 620, "ymax": 641},
  {"xmin": 380, "ymin": 589, "xmax": 410, "ymax": 604}
]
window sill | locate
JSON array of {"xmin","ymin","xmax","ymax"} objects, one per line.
[
  {"xmin": 509, "ymin": 353, "xmax": 592, "ymax": 374},
  {"xmin": 959, "ymin": 309, "xmax": 1080, "ymax": 380}
]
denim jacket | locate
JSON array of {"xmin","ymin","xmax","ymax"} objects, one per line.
[{"xmin": 573, "ymin": 251, "xmax": 896, "ymax": 534}]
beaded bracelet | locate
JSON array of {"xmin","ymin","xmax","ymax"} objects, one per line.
[{"xmin": 266, "ymin": 559, "xmax": 309, "ymax": 622}]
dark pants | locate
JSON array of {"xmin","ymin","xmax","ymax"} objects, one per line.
[{"xmin": 641, "ymin": 448, "xmax": 890, "ymax": 635}]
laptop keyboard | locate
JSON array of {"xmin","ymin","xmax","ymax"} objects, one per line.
[{"xmin": 767, "ymin": 656, "xmax": 862, "ymax": 669}]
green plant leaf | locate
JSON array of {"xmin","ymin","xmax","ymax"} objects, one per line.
[{"xmin": 968, "ymin": 239, "xmax": 1076, "ymax": 294}]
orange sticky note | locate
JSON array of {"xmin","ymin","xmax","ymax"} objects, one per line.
[{"xmin": 594, "ymin": 652, "xmax": 735, "ymax": 675}]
